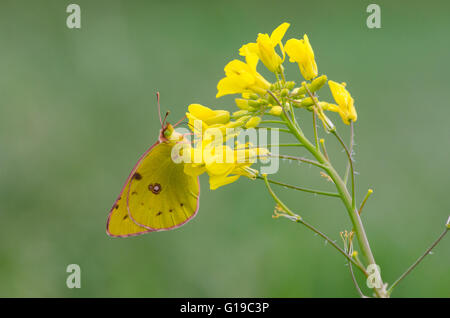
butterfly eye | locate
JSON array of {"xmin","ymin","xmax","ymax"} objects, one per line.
[{"xmin": 164, "ymin": 128, "xmax": 173, "ymax": 138}]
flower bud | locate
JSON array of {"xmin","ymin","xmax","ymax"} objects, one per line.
[
  {"xmin": 258, "ymin": 98, "xmax": 269, "ymax": 106},
  {"xmin": 291, "ymin": 86, "xmax": 306, "ymax": 97},
  {"xmin": 310, "ymin": 75, "xmax": 327, "ymax": 93},
  {"xmin": 235, "ymin": 115, "xmax": 252, "ymax": 125},
  {"xmin": 268, "ymin": 106, "xmax": 283, "ymax": 116},
  {"xmin": 300, "ymin": 97, "xmax": 314, "ymax": 107},
  {"xmin": 285, "ymin": 81, "xmax": 296, "ymax": 90},
  {"xmin": 235, "ymin": 98, "xmax": 250, "ymax": 110},
  {"xmin": 245, "ymin": 116, "xmax": 262, "ymax": 128},
  {"xmin": 233, "ymin": 110, "xmax": 249, "ymax": 117},
  {"xmin": 248, "ymin": 100, "xmax": 260, "ymax": 107}
]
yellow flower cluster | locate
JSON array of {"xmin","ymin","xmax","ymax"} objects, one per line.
[
  {"xmin": 183, "ymin": 104, "xmax": 268, "ymax": 190},
  {"xmin": 181, "ymin": 22, "xmax": 359, "ymax": 189}
]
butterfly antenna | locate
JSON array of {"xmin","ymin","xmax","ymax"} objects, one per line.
[
  {"xmin": 162, "ymin": 111, "xmax": 170, "ymax": 127},
  {"xmin": 156, "ymin": 92, "xmax": 162, "ymax": 128},
  {"xmin": 173, "ymin": 115, "xmax": 187, "ymax": 128}
]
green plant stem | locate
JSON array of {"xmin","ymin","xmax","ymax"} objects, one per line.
[
  {"xmin": 262, "ymin": 174, "xmax": 368, "ymax": 276},
  {"xmin": 255, "ymin": 127, "xmax": 291, "ymax": 134},
  {"xmin": 332, "ymin": 130, "xmax": 356, "ymax": 211},
  {"xmin": 266, "ymin": 143, "xmax": 305, "ymax": 147},
  {"xmin": 320, "ymin": 139, "xmax": 329, "ymax": 161},
  {"xmin": 256, "ymin": 175, "xmax": 340, "ymax": 198},
  {"xmin": 260, "ymin": 120, "xmax": 287, "ymax": 125},
  {"xmin": 278, "ymin": 111, "xmax": 387, "ymax": 298},
  {"xmin": 387, "ymin": 227, "xmax": 449, "ymax": 295},
  {"xmin": 348, "ymin": 261, "xmax": 365, "ymax": 298},
  {"xmin": 358, "ymin": 189, "xmax": 373, "ymax": 215},
  {"xmin": 267, "ymin": 153, "xmax": 325, "ymax": 169},
  {"xmin": 312, "ymin": 110, "xmax": 319, "ymax": 151},
  {"xmin": 344, "ymin": 121, "xmax": 354, "ymax": 185},
  {"xmin": 346, "ymin": 239, "xmax": 367, "ymax": 298}
]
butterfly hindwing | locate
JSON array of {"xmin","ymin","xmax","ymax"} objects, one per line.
[{"xmin": 106, "ymin": 181, "xmax": 153, "ymax": 237}]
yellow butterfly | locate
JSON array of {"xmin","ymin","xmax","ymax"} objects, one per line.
[{"xmin": 106, "ymin": 94, "xmax": 200, "ymax": 237}]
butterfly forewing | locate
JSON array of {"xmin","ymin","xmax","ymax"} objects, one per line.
[
  {"xmin": 127, "ymin": 142, "xmax": 199, "ymax": 231},
  {"xmin": 107, "ymin": 142, "xmax": 200, "ymax": 237}
]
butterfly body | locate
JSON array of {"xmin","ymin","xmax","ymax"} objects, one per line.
[{"xmin": 106, "ymin": 124, "xmax": 200, "ymax": 237}]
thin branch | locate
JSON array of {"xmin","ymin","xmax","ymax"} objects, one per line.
[
  {"xmin": 320, "ymin": 139, "xmax": 329, "ymax": 161},
  {"xmin": 267, "ymin": 143, "xmax": 305, "ymax": 148},
  {"xmin": 348, "ymin": 261, "xmax": 366, "ymax": 298},
  {"xmin": 332, "ymin": 130, "xmax": 356, "ymax": 210},
  {"xmin": 358, "ymin": 189, "xmax": 373, "ymax": 215},
  {"xmin": 263, "ymin": 153, "xmax": 326, "ymax": 169},
  {"xmin": 344, "ymin": 121, "xmax": 355, "ymax": 185},
  {"xmin": 256, "ymin": 175, "xmax": 340, "ymax": 198},
  {"xmin": 312, "ymin": 109, "xmax": 319, "ymax": 150},
  {"xmin": 347, "ymin": 240, "xmax": 367, "ymax": 298},
  {"xmin": 387, "ymin": 226, "xmax": 449, "ymax": 295},
  {"xmin": 260, "ymin": 120, "xmax": 287, "ymax": 125},
  {"xmin": 255, "ymin": 127, "xmax": 291, "ymax": 134},
  {"xmin": 261, "ymin": 174, "xmax": 368, "ymax": 277}
]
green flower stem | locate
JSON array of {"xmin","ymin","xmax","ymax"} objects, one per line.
[
  {"xmin": 332, "ymin": 130, "xmax": 356, "ymax": 211},
  {"xmin": 358, "ymin": 189, "xmax": 374, "ymax": 215},
  {"xmin": 262, "ymin": 174, "xmax": 368, "ymax": 276},
  {"xmin": 255, "ymin": 127, "xmax": 291, "ymax": 134},
  {"xmin": 347, "ymin": 239, "xmax": 367, "ymax": 298},
  {"xmin": 260, "ymin": 120, "xmax": 287, "ymax": 125},
  {"xmin": 267, "ymin": 154, "xmax": 325, "ymax": 169},
  {"xmin": 387, "ymin": 226, "xmax": 449, "ymax": 295},
  {"xmin": 279, "ymin": 111, "xmax": 388, "ymax": 298},
  {"xmin": 312, "ymin": 109, "xmax": 319, "ymax": 151},
  {"xmin": 256, "ymin": 175, "xmax": 340, "ymax": 198},
  {"xmin": 266, "ymin": 143, "xmax": 305, "ymax": 147},
  {"xmin": 344, "ymin": 121, "xmax": 355, "ymax": 185},
  {"xmin": 320, "ymin": 139, "xmax": 330, "ymax": 161}
]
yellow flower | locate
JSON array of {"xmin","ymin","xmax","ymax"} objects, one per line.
[
  {"xmin": 184, "ymin": 139, "xmax": 267, "ymax": 190},
  {"xmin": 240, "ymin": 22, "xmax": 290, "ymax": 73},
  {"xmin": 327, "ymin": 81, "xmax": 357, "ymax": 125},
  {"xmin": 187, "ymin": 104, "xmax": 230, "ymax": 126},
  {"xmin": 216, "ymin": 54, "xmax": 270, "ymax": 98},
  {"xmin": 186, "ymin": 104, "xmax": 231, "ymax": 137},
  {"xmin": 183, "ymin": 143, "xmax": 257, "ymax": 190},
  {"xmin": 285, "ymin": 34, "xmax": 318, "ymax": 80},
  {"xmin": 206, "ymin": 159, "xmax": 256, "ymax": 190}
]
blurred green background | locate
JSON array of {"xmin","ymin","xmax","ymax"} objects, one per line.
[{"xmin": 0, "ymin": 0, "xmax": 449, "ymax": 297}]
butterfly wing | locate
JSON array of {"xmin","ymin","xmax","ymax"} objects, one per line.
[
  {"xmin": 106, "ymin": 142, "xmax": 200, "ymax": 237},
  {"xmin": 106, "ymin": 143, "xmax": 158, "ymax": 237},
  {"xmin": 127, "ymin": 142, "xmax": 200, "ymax": 231}
]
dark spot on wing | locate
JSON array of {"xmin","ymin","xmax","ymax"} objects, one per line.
[
  {"xmin": 115, "ymin": 204, "xmax": 119, "ymax": 209},
  {"xmin": 148, "ymin": 183, "xmax": 162, "ymax": 195},
  {"xmin": 123, "ymin": 214, "xmax": 128, "ymax": 220},
  {"xmin": 156, "ymin": 211, "xmax": 163, "ymax": 216},
  {"xmin": 169, "ymin": 209, "xmax": 173, "ymax": 212},
  {"xmin": 132, "ymin": 191, "xmax": 138, "ymax": 195},
  {"xmin": 133, "ymin": 172, "xmax": 142, "ymax": 180},
  {"xmin": 180, "ymin": 203, "xmax": 184, "ymax": 207}
]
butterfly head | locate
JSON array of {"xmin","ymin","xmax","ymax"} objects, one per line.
[{"xmin": 159, "ymin": 123, "xmax": 184, "ymax": 143}]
